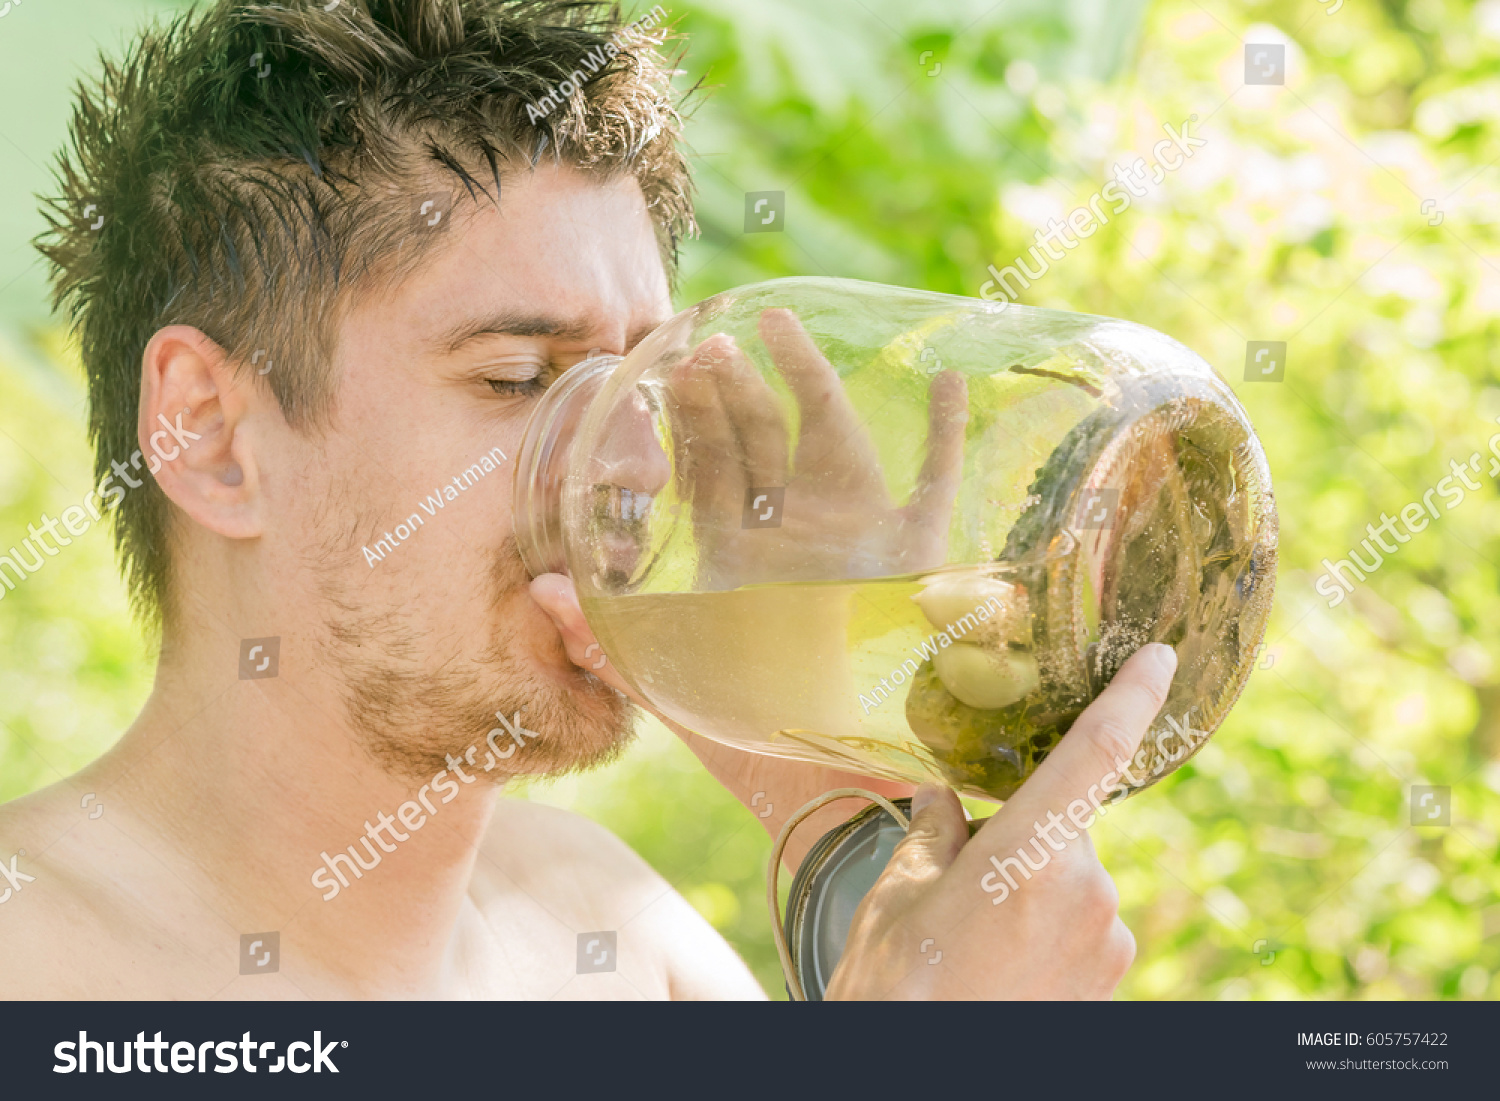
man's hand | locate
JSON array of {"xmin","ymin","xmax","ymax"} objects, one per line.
[
  {"xmin": 823, "ymin": 643, "xmax": 1177, "ymax": 1001},
  {"xmin": 670, "ymin": 309, "xmax": 968, "ymax": 587}
]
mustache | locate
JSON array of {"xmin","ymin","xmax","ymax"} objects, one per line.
[{"xmin": 492, "ymin": 534, "xmax": 535, "ymax": 593}]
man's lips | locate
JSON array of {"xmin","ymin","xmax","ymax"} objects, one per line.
[{"xmin": 598, "ymin": 529, "xmax": 641, "ymax": 576}]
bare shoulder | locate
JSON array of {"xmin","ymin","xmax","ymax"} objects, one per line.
[
  {"xmin": 0, "ymin": 790, "xmax": 56, "ymax": 996},
  {"xmin": 468, "ymin": 796, "xmax": 766, "ymax": 1000},
  {"xmin": 0, "ymin": 777, "xmax": 253, "ymax": 1000},
  {"xmin": 0, "ymin": 782, "xmax": 155, "ymax": 999}
]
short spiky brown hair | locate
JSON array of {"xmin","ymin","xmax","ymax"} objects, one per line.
[{"xmin": 36, "ymin": 0, "xmax": 694, "ymax": 627}]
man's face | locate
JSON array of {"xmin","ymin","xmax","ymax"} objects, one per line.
[{"xmin": 266, "ymin": 163, "xmax": 673, "ymax": 779}]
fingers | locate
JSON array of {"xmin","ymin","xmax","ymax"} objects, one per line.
[
  {"xmin": 527, "ymin": 573, "xmax": 642, "ymax": 704},
  {"xmin": 756, "ymin": 308, "xmax": 842, "ymax": 423},
  {"xmin": 528, "ymin": 572, "xmax": 587, "ymax": 636},
  {"xmin": 670, "ymin": 335, "xmax": 745, "ymax": 523},
  {"xmin": 709, "ymin": 342, "xmax": 790, "ymax": 490},
  {"xmin": 834, "ymin": 784, "xmax": 968, "ymax": 1000},
  {"xmin": 869, "ymin": 783, "xmax": 968, "ymax": 901},
  {"xmin": 583, "ymin": 383, "xmax": 673, "ymax": 496},
  {"xmin": 900, "ymin": 370, "xmax": 969, "ymax": 564},
  {"xmin": 999, "ymin": 643, "xmax": 1177, "ymax": 827},
  {"xmin": 1107, "ymin": 919, "xmax": 1137, "ymax": 990},
  {"xmin": 758, "ymin": 309, "xmax": 885, "ymax": 492}
]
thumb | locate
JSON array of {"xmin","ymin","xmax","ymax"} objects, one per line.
[
  {"xmin": 874, "ymin": 784, "xmax": 969, "ymax": 898},
  {"xmin": 528, "ymin": 572, "xmax": 587, "ymax": 636},
  {"xmin": 527, "ymin": 573, "xmax": 643, "ymax": 704}
]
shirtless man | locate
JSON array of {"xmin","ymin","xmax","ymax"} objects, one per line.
[{"xmin": 0, "ymin": 0, "xmax": 1175, "ymax": 999}]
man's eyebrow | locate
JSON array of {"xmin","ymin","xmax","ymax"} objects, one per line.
[
  {"xmin": 625, "ymin": 321, "xmax": 660, "ymax": 350},
  {"xmin": 438, "ymin": 310, "xmax": 595, "ymax": 351},
  {"xmin": 437, "ymin": 311, "xmax": 664, "ymax": 355}
]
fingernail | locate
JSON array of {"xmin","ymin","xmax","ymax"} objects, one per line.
[
  {"xmin": 911, "ymin": 784, "xmax": 940, "ymax": 816},
  {"xmin": 1142, "ymin": 643, "xmax": 1177, "ymax": 676}
]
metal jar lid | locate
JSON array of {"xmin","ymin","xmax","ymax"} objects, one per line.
[{"xmin": 782, "ymin": 797, "xmax": 983, "ymax": 1001}]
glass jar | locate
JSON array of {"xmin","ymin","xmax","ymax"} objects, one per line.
[{"xmin": 514, "ymin": 276, "xmax": 1277, "ymax": 802}]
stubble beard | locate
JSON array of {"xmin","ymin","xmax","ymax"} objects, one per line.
[{"xmin": 317, "ymin": 535, "xmax": 635, "ymax": 784}]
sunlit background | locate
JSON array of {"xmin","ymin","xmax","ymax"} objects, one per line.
[{"xmin": 2, "ymin": 0, "xmax": 1498, "ymax": 998}]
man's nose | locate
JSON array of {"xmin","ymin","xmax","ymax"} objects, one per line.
[{"xmin": 587, "ymin": 383, "xmax": 671, "ymax": 497}]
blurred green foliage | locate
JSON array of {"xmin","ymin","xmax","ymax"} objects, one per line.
[{"xmin": 3, "ymin": 0, "xmax": 1499, "ymax": 999}]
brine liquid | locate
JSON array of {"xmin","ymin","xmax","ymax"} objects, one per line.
[{"xmin": 582, "ymin": 570, "xmax": 1076, "ymax": 801}]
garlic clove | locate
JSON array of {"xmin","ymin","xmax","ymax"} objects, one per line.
[
  {"xmin": 914, "ymin": 573, "xmax": 1029, "ymax": 646},
  {"xmin": 932, "ymin": 643, "xmax": 1040, "ymax": 711}
]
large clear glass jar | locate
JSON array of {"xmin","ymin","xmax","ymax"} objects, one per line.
[{"xmin": 514, "ymin": 277, "xmax": 1277, "ymax": 802}]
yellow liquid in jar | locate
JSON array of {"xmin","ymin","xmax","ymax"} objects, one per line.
[{"xmin": 582, "ymin": 569, "xmax": 1070, "ymax": 801}]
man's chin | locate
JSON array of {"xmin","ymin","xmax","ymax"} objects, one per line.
[
  {"xmin": 431, "ymin": 670, "xmax": 636, "ymax": 784},
  {"xmin": 502, "ymin": 671, "xmax": 637, "ymax": 780},
  {"xmin": 330, "ymin": 537, "xmax": 637, "ymax": 784}
]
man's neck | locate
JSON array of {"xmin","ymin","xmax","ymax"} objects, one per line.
[{"xmin": 85, "ymin": 629, "xmax": 501, "ymax": 996}]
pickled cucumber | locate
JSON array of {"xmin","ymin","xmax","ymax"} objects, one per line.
[{"xmin": 903, "ymin": 660, "xmax": 1063, "ymax": 800}]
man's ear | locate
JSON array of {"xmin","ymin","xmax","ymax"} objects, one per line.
[{"xmin": 138, "ymin": 325, "xmax": 264, "ymax": 539}]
